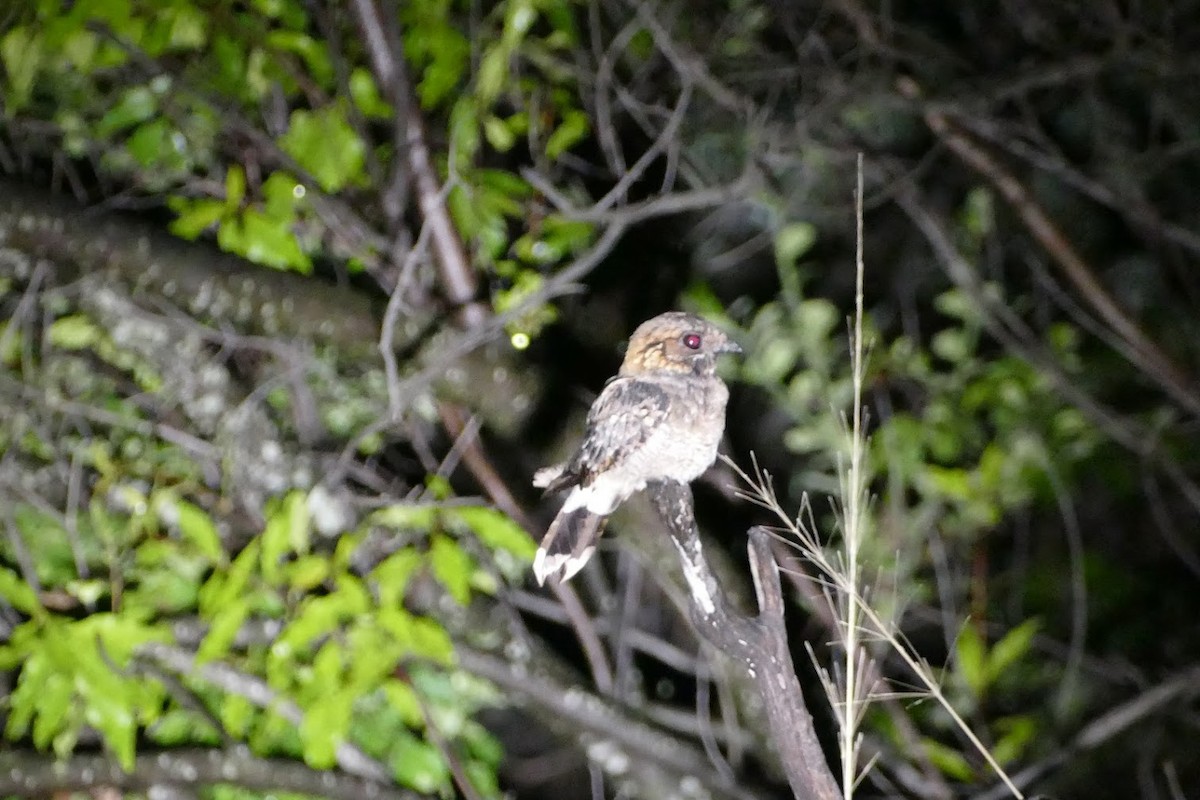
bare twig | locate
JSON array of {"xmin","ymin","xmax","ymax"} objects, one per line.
[
  {"xmin": 522, "ymin": 168, "xmax": 756, "ymax": 225},
  {"xmin": 504, "ymin": 589, "xmax": 702, "ymax": 673},
  {"xmin": 625, "ymin": 0, "xmax": 746, "ymax": 113},
  {"xmin": 589, "ymin": 81, "xmax": 695, "ymax": 215}
]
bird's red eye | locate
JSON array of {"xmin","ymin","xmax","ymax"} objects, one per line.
[{"xmin": 682, "ymin": 333, "xmax": 702, "ymax": 350}]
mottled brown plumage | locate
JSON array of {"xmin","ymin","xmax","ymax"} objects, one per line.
[{"xmin": 533, "ymin": 312, "xmax": 741, "ymax": 584}]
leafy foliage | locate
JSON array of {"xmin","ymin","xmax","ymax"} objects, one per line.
[{"xmin": 4, "ymin": 0, "xmax": 1200, "ymax": 797}]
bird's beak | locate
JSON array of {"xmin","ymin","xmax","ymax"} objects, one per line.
[{"xmin": 718, "ymin": 339, "xmax": 744, "ymax": 355}]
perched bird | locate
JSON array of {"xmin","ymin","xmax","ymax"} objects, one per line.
[{"xmin": 532, "ymin": 311, "xmax": 742, "ymax": 584}]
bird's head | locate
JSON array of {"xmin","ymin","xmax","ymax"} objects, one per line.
[{"xmin": 619, "ymin": 311, "xmax": 743, "ymax": 377}]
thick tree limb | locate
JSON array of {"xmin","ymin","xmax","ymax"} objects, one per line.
[
  {"xmin": 649, "ymin": 481, "xmax": 840, "ymax": 800},
  {"xmin": 0, "ymin": 748, "xmax": 417, "ymax": 800},
  {"xmin": 456, "ymin": 644, "xmax": 769, "ymax": 800},
  {"xmin": 0, "ymin": 179, "xmax": 382, "ymax": 351}
]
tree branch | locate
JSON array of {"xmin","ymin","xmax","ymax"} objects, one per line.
[
  {"xmin": 139, "ymin": 643, "xmax": 390, "ymax": 782},
  {"xmin": 350, "ymin": 0, "xmax": 488, "ymax": 328},
  {"xmin": 649, "ymin": 481, "xmax": 840, "ymax": 800},
  {"xmin": 898, "ymin": 77, "xmax": 1200, "ymax": 421},
  {"xmin": 455, "ymin": 643, "xmax": 769, "ymax": 800},
  {"xmin": 971, "ymin": 665, "xmax": 1200, "ymax": 800},
  {"xmin": 0, "ymin": 748, "xmax": 417, "ymax": 800}
]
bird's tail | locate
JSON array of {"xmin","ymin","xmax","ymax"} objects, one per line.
[{"xmin": 532, "ymin": 507, "xmax": 606, "ymax": 585}]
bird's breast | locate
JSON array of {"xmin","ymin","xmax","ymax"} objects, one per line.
[{"xmin": 618, "ymin": 376, "xmax": 728, "ymax": 485}]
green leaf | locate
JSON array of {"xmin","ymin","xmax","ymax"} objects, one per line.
[
  {"xmin": 225, "ymin": 164, "xmax": 246, "ymax": 209},
  {"xmin": 124, "ymin": 119, "xmax": 184, "ymax": 171},
  {"xmin": 502, "ymin": 0, "xmax": 538, "ymax": 46},
  {"xmin": 154, "ymin": 492, "xmax": 224, "ymax": 564},
  {"xmin": 449, "ymin": 97, "xmax": 480, "ymax": 165},
  {"xmin": 0, "ymin": 321, "xmax": 21, "ymax": 366},
  {"xmin": 775, "ymin": 222, "xmax": 817, "ymax": 269},
  {"xmin": 390, "ymin": 729, "xmax": 450, "ymax": 793},
  {"xmin": 266, "ymin": 30, "xmax": 333, "ymax": 87},
  {"xmin": 0, "ymin": 565, "xmax": 41, "ymax": 614},
  {"xmin": 262, "ymin": 491, "xmax": 311, "ymax": 584},
  {"xmin": 986, "ymin": 618, "xmax": 1040, "ymax": 684},
  {"xmin": 934, "ymin": 287, "xmax": 980, "ymax": 323},
  {"xmin": 931, "ymin": 328, "xmax": 971, "ymax": 363},
  {"xmin": 277, "ymin": 581, "xmax": 367, "ymax": 654},
  {"xmin": 32, "ymin": 672, "xmax": 73, "ymax": 752},
  {"xmin": 922, "ymin": 737, "xmax": 975, "ymax": 781},
  {"xmin": 97, "ymin": 85, "xmax": 158, "ymax": 137},
  {"xmin": 795, "ymin": 298, "xmax": 839, "ymax": 341},
  {"xmin": 408, "ymin": 616, "xmax": 454, "ymax": 664},
  {"xmin": 545, "ymin": 110, "xmax": 589, "ymax": 160},
  {"xmin": 463, "ymin": 721, "xmax": 505, "ymax": 765},
  {"xmin": 48, "ymin": 315, "xmax": 101, "ymax": 350},
  {"xmin": 452, "ymin": 507, "xmax": 536, "ymax": 559},
  {"xmin": 465, "ymin": 759, "xmax": 501, "ymax": 797},
  {"xmin": 349, "ymin": 67, "xmax": 391, "ymax": 119},
  {"xmin": 346, "ymin": 622, "xmax": 400, "ymax": 688},
  {"xmin": 379, "ymin": 608, "xmax": 454, "ymax": 664},
  {"xmin": 218, "ymin": 208, "xmax": 311, "ymax": 272},
  {"xmin": 261, "ymin": 171, "xmax": 304, "ymax": 217},
  {"xmin": 199, "ymin": 540, "xmax": 258, "ymax": 617},
  {"xmin": 287, "ymin": 554, "xmax": 330, "ymax": 591},
  {"xmin": 219, "ymin": 693, "xmax": 255, "ymax": 738},
  {"xmin": 956, "ymin": 624, "xmax": 987, "ymax": 698},
  {"xmin": 540, "ymin": 216, "xmax": 593, "ymax": 253},
  {"xmin": 925, "ymin": 466, "xmax": 972, "ymax": 501},
  {"xmin": 412, "ymin": 25, "xmax": 469, "ymax": 108},
  {"xmin": 176, "ymin": 500, "xmax": 223, "ymax": 562},
  {"xmin": 483, "ymin": 114, "xmax": 516, "ymax": 152},
  {"xmin": 369, "ymin": 504, "xmax": 437, "ymax": 530},
  {"xmin": 1, "ymin": 27, "xmax": 44, "ymax": 111},
  {"xmin": 279, "ymin": 106, "xmax": 365, "ymax": 191},
  {"xmin": 372, "ymin": 549, "xmax": 423, "ymax": 608},
  {"xmin": 476, "ymin": 46, "xmax": 510, "ymax": 106},
  {"xmin": 169, "ymin": 198, "xmax": 227, "ymax": 239},
  {"xmin": 300, "ymin": 688, "xmax": 353, "ymax": 769},
  {"xmin": 6, "ymin": 615, "xmax": 165, "ymax": 771},
  {"xmin": 382, "ymin": 678, "xmax": 424, "ymax": 727},
  {"xmin": 161, "ymin": 4, "xmax": 207, "ymax": 50},
  {"xmin": 93, "ymin": 613, "xmax": 168, "ymax": 663},
  {"xmin": 961, "ymin": 186, "xmax": 995, "ymax": 240},
  {"xmin": 198, "ymin": 599, "xmax": 249, "ymax": 662},
  {"xmin": 749, "ymin": 337, "xmax": 799, "ymax": 385},
  {"xmin": 992, "ymin": 715, "xmax": 1037, "ymax": 765},
  {"xmin": 430, "ymin": 534, "xmax": 472, "ymax": 605},
  {"xmin": 149, "ymin": 708, "xmax": 222, "ymax": 747}
]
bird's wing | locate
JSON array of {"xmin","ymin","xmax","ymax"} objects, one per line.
[{"xmin": 563, "ymin": 376, "xmax": 672, "ymax": 487}]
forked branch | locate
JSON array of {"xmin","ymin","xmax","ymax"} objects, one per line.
[{"xmin": 649, "ymin": 480, "xmax": 840, "ymax": 800}]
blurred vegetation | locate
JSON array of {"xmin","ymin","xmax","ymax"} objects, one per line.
[{"xmin": 2, "ymin": 1, "xmax": 1200, "ymax": 799}]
